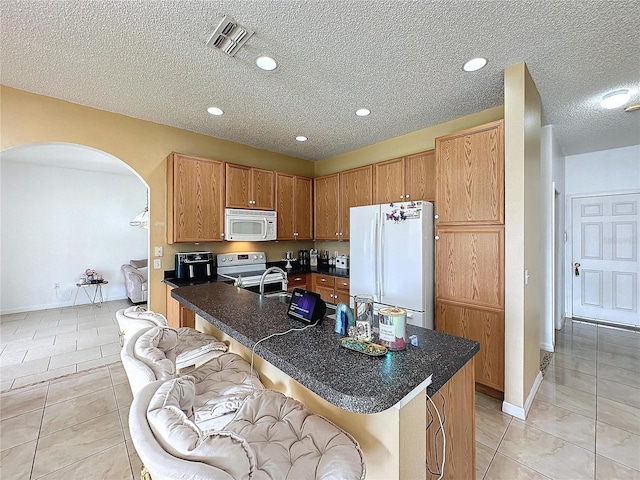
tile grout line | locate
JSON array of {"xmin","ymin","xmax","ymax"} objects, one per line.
[{"xmin": 30, "ymin": 380, "xmax": 51, "ymax": 480}]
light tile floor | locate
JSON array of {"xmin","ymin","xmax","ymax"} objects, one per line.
[
  {"xmin": 0, "ymin": 299, "xmax": 133, "ymax": 392},
  {"xmin": 476, "ymin": 319, "xmax": 640, "ymax": 480},
  {"xmin": 1, "ymin": 310, "xmax": 638, "ymax": 479}
]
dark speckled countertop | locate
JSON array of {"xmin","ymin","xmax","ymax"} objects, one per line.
[{"xmin": 172, "ymin": 282, "xmax": 479, "ymax": 414}]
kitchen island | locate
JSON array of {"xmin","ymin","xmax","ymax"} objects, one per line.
[{"xmin": 172, "ymin": 282, "xmax": 479, "ymax": 479}]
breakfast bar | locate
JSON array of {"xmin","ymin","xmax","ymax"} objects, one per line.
[{"xmin": 172, "ymin": 282, "xmax": 479, "ymax": 479}]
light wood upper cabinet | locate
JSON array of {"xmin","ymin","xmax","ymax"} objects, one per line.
[
  {"xmin": 225, "ymin": 163, "xmax": 275, "ymax": 210},
  {"xmin": 314, "ymin": 174, "xmax": 340, "ymax": 240},
  {"xmin": 275, "ymin": 173, "xmax": 313, "ymax": 240},
  {"xmin": 339, "ymin": 165, "xmax": 373, "ymax": 240},
  {"xmin": 405, "ymin": 150, "xmax": 435, "ymax": 202},
  {"xmin": 374, "ymin": 157, "xmax": 405, "ymax": 203},
  {"xmin": 435, "ymin": 120, "xmax": 504, "ymax": 225},
  {"xmin": 166, "ymin": 153, "xmax": 225, "ymax": 244},
  {"xmin": 373, "ymin": 150, "xmax": 435, "ymax": 204}
]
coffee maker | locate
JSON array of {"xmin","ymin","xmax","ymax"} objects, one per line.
[{"xmin": 298, "ymin": 249, "xmax": 309, "ymax": 267}]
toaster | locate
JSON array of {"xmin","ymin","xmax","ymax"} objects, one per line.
[{"xmin": 335, "ymin": 255, "xmax": 349, "ymax": 269}]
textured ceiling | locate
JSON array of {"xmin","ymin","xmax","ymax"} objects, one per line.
[{"xmin": 1, "ymin": 0, "xmax": 639, "ymax": 162}]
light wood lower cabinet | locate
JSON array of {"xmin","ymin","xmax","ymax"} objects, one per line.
[
  {"xmin": 311, "ymin": 274, "xmax": 350, "ymax": 305},
  {"xmin": 165, "ymin": 284, "xmax": 195, "ymax": 329},
  {"xmin": 436, "ymin": 301, "xmax": 504, "ymax": 392},
  {"xmin": 426, "ymin": 358, "xmax": 476, "ymax": 479},
  {"xmin": 286, "ymin": 273, "xmax": 309, "ymax": 292}
]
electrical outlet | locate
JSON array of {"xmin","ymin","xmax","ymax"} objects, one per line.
[
  {"xmin": 153, "ymin": 259, "xmax": 162, "ymax": 269},
  {"xmin": 53, "ymin": 283, "xmax": 60, "ymax": 289},
  {"xmin": 154, "ymin": 246, "xmax": 163, "ymax": 257}
]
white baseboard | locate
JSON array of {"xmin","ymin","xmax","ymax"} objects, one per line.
[
  {"xmin": 502, "ymin": 371, "xmax": 544, "ymax": 420},
  {"xmin": 0, "ymin": 295, "xmax": 128, "ymax": 316},
  {"xmin": 540, "ymin": 341, "xmax": 554, "ymax": 352}
]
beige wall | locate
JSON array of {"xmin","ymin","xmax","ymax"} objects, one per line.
[
  {"xmin": 315, "ymin": 106, "xmax": 504, "ymax": 176},
  {"xmin": 503, "ymin": 63, "xmax": 542, "ymax": 410},
  {"xmin": 0, "ymin": 86, "xmax": 315, "ymax": 314}
]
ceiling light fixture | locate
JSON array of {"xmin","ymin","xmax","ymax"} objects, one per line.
[
  {"xmin": 600, "ymin": 89, "xmax": 631, "ymax": 109},
  {"xmin": 130, "ymin": 192, "xmax": 150, "ymax": 229},
  {"xmin": 256, "ymin": 56, "xmax": 277, "ymax": 71},
  {"xmin": 295, "ymin": 135, "xmax": 308, "ymax": 142},
  {"xmin": 207, "ymin": 107, "xmax": 224, "ymax": 116},
  {"xmin": 624, "ymin": 102, "xmax": 640, "ymax": 112},
  {"xmin": 206, "ymin": 15, "xmax": 254, "ymax": 57},
  {"xmin": 463, "ymin": 57, "xmax": 488, "ymax": 72},
  {"xmin": 355, "ymin": 108, "xmax": 371, "ymax": 117}
]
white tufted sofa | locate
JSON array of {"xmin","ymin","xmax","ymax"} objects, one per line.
[
  {"xmin": 121, "ymin": 325, "xmax": 263, "ymax": 431},
  {"xmin": 130, "ymin": 377, "xmax": 366, "ymax": 480}
]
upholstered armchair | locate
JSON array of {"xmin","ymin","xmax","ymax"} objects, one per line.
[{"xmin": 121, "ymin": 259, "xmax": 148, "ymax": 304}]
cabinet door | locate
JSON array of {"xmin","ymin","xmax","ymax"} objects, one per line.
[
  {"xmin": 167, "ymin": 153, "xmax": 225, "ymax": 243},
  {"xmin": 405, "ymin": 150, "xmax": 435, "ymax": 202},
  {"xmin": 435, "ymin": 225, "xmax": 504, "ymax": 310},
  {"xmin": 294, "ymin": 176, "xmax": 313, "ymax": 240},
  {"xmin": 339, "ymin": 165, "xmax": 373, "ymax": 240},
  {"xmin": 374, "ymin": 157, "xmax": 405, "ymax": 204},
  {"xmin": 287, "ymin": 273, "xmax": 309, "ymax": 291},
  {"xmin": 436, "ymin": 301, "xmax": 504, "ymax": 392},
  {"xmin": 276, "ymin": 173, "xmax": 295, "ymax": 240},
  {"xmin": 334, "ymin": 277, "xmax": 351, "ymax": 305},
  {"xmin": 435, "ymin": 120, "xmax": 504, "ymax": 224},
  {"xmin": 225, "ymin": 163, "xmax": 251, "ymax": 208},
  {"xmin": 252, "ymin": 168, "xmax": 275, "ymax": 210},
  {"xmin": 314, "ymin": 174, "xmax": 340, "ymax": 240},
  {"xmin": 166, "ymin": 284, "xmax": 195, "ymax": 329}
]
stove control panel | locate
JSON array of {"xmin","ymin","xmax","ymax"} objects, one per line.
[{"xmin": 216, "ymin": 252, "xmax": 266, "ymax": 266}]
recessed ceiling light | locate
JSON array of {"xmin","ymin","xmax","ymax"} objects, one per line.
[
  {"xmin": 256, "ymin": 56, "xmax": 277, "ymax": 71},
  {"xmin": 207, "ymin": 107, "xmax": 224, "ymax": 116},
  {"xmin": 295, "ymin": 135, "xmax": 308, "ymax": 142},
  {"xmin": 462, "ymin": 57, "xmax": 488, "ymax": 72},
  {"xmin": 600, "ymin": 89, "xmax": 631, "ymax": 109},
  {"xmin": 355, "ymin": 108, "xmax": 371, "ymax": 117}
]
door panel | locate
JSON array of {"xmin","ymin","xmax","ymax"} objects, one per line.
[{"xmin": 572, "ymin": 193, "xmax": 640, "ymax": 326}]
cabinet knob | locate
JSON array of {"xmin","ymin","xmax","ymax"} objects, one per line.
[
  {"xmin": 434, "ymin": 214, "xmax": 439, "ymax": 220},
  {"xmin": 221, "ymin": 233, "xmax": 225, "ymax": 237},
  {"xmin": 321, "ymin": 278, "xmax": 326, "ymax": 282},
  {"xmin": 339, "ymin": 232, "xmax": 343, "ymax": 236},
  {"xmin": 336, "ymin": 232, "xmax": 339, "ymax": 236},
  {"xmin": 406, "ymin": 194, "xmax": 410, "ymax": 199},
  {"xmin": 435, "ymin": 235, "xmax": 440, "ymax": 240},
  {"xmin": 294, "ymin": 277, "xmax": 302, "ymax": 281},
  {"xmin": 400, "ymin": 195, "xmax": 404, "ymax": 199}
]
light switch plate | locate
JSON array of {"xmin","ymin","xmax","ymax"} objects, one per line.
[
  {"xmin": 153, "ymin": 259, "xmax": 162, "ymax": 269},
  {"xmin": 154, "ymin": 246, "xmax": 163, "ymax": 257}
]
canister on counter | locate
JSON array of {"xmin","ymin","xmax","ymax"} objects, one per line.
[{"xmin": 378, "ymin": 307, "xmax": 407, "ymax": 350}]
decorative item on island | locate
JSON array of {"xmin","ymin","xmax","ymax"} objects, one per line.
[{"xmin": 82, "ymin": 268, "xmax": 103, "ymax": 284}]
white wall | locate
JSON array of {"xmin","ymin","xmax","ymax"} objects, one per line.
[
  {"xmin": 563, "ymin": 144, "xmax": 640, "ymax": 322},
  {"xmin": 1, "ymin": 161, "xmax": 147, "ymax": 313},
  {"xmin": 565, "ymin": 145, "xmax": 640, "ymax": 195},
  {"xmin": 540, "ymin": 126, "xmax": 566, "ymax": 350}
]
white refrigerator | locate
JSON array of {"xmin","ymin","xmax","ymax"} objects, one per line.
[{"xmin": 349, "ymin": 201, "xmax": 434, "ymax": 329}]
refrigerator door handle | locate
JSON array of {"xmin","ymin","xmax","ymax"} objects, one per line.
[
  {"xmin": 379, "ymin": 213, "xmax": 385, "ymax": 298},
  {"xmin": 373, "ymin": 214, "xmax": 379, "ymax": 300}
]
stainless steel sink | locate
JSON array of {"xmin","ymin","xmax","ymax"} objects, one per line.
[{"xmin": 263, "ymin": 291, "xmax": 292, "ymax": 304}]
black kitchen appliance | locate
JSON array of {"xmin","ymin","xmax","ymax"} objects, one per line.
[
  {"xmin": 175, "ymin": 251, "xmax": 214, "ymax": 279},
  {"xmin": 298, "ymin": 249, "xmax": 309, "ymax": 267}
]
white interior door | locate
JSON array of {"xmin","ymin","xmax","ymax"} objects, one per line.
[{"xmin": 571, "ymin": 193, "xmax": 639, "ymax": 326}]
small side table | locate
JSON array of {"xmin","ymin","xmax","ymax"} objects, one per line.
[{"xmin": 73, "ymin": 280, "xmax": 108, "ymax": 307}]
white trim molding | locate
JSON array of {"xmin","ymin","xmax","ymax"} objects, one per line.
[{"xmin": 502, "ymin": 371, "xmax": 544, "ymax": 420}]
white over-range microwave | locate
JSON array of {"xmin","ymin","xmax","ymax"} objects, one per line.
[{"xmin": 224, "ymin": 208, "xmax": 277, "ymax": 241}]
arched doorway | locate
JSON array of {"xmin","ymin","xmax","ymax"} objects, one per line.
[{"xmin": 0, "ymin": 142, "xmax": 150, "ymax": 313}]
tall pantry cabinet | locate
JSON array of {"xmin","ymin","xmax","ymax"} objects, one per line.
[{"xmin": 434, "ymin": 120, "xmax": 505, "ymax": 395}]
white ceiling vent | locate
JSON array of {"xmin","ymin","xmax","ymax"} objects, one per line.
[{"xmin": 206, "ymin": 16, "xmax": 254, "ymax": 57}]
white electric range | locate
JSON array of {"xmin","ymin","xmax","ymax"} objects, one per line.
[{"xmin": 216, "ymin": 252, "xmax": 287, "ymax": 293}]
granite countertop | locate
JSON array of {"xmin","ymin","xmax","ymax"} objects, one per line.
[
  {"xmin": 171, "ymin": 282, "xmax": 479, "ymax": 415},
  {"xmin": 163, "ymin": 263, "xmax": 350, "ymax": 288}
]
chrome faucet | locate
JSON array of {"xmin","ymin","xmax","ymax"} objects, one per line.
[{"xmin": 259, "ymin": 267, "xmax": 288, "ymax": 297}]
